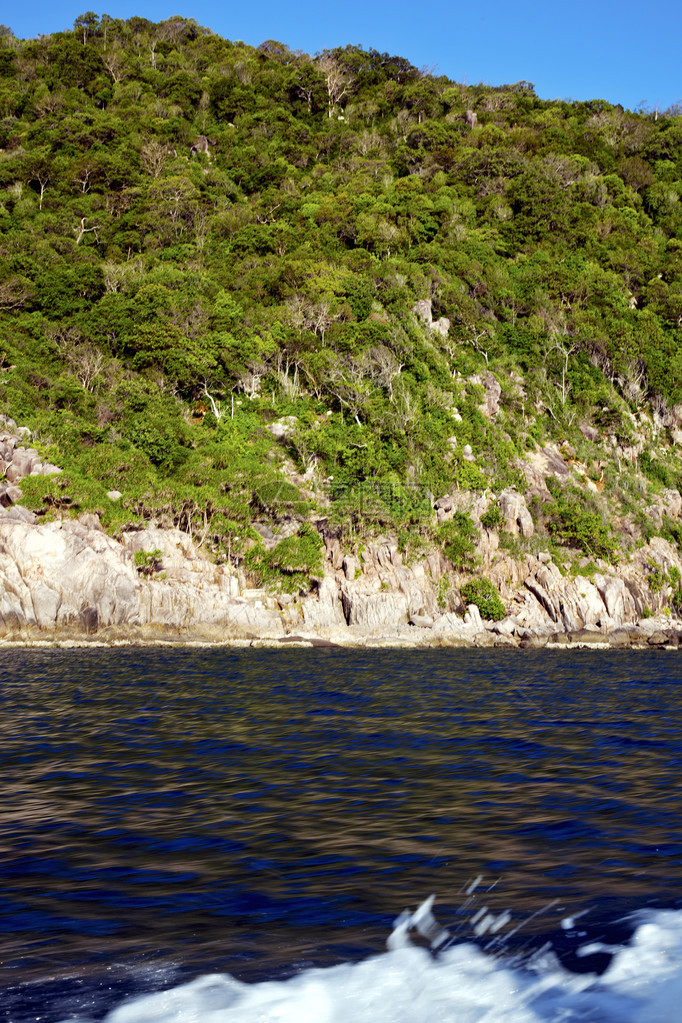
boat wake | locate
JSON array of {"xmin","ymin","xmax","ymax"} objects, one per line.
[{"xmin": 70, "ymin": 898, "xmax": 682, "ymax": 1023}]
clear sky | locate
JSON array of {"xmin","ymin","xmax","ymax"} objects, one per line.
[{"xmin": 6, "ymin": 0, "xmax": 681, "ymax": 113}]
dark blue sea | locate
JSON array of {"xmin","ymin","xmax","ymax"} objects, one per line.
[{"xmin": 2, "ymin": 647, "xmax": 682, "ymax": 1022}]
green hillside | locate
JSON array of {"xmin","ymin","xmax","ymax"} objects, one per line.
[{"xmin": 1, "ymin": 14, "xmax": 682, "ymax": 583}]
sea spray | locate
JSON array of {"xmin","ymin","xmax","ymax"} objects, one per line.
[{"xmin": 82, "ymin": 906, "xmax": 682, "ymax": 1023}]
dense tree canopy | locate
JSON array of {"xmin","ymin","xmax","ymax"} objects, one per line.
[{"xmin": 1, "ymin": 15, "xmax": 682, "ymax": 566}]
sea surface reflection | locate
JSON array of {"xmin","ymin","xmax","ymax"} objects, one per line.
[{"xmin": 1, "ymin": 647, "xmax": 682, "ymax": 1019}]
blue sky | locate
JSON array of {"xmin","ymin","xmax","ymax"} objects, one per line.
[{"xmin": 7, "ymin": 0, "xmax": 681, "ymax": 113}]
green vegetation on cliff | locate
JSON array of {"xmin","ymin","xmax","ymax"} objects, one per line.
[{"xmin": 2, "ymin": 14, "xmax": 682, "ymax": 583}]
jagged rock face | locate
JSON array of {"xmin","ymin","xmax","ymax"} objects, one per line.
[
  {"xmin": 647, "ymin": 488, "xmax": 682, "ymax": 528},
  {"xmin": 464, "ymin": 604, "xmax": 483, "ymax": 630},
  {"xmin": 4, "ymin": 448, "xmax": 38, "ymax": 482},
  {"xmin": 518, "ymin": 557, "xmax": 641, "ymax": 632},
  {"xmin": 333, "ymin": 541, "xmax": 439, "ymax": 629},
  {"xmin": 579, "ymin": 422, "xmax": 600, "ymax": 442},
  {"xmin": 121, "ymin": 525, "xmax": 199, "ymax": 565},
  {"xmin": 0, "ymin": 418, "xmax": 63, "ymax": 505},
  {"xmin": 295, "ymin": 526, "xmax": 678, "ymax": 640},
  {"xmin": 0, "ymin": 508, "xmax": 681, "ymax": 644},
  {"xmin": 499, "ymin": 489, "xmax": 534, "ymax": 538},
  {"xmin": 0, "ymin": 519, "xmax": 141, "ymax": 629},
  {"xmin": 434, "ymin": 494, "xmax": 456, "ymax": 522},
  {"xmin": 432, "ymin": 317, "xmax": 451, "ymax": 336},
  {"xmin": 0, "ymin": 518, "xmax": 283, "ymax": 637},
  {"xmin": 341, "ymin": 587, "xmax": 410, "ymax": 628},
  {"xmin": 592, "ymin": 574, "xmax": 637, "ymax": 622},
  {"xmin": 524, "ymin": 570, "xmax": 560, "ymax": 624},
  {"xmin": 479, "ymin": 371, "xmax": 501, "ymax": 418},
  {"xmin": 524, "ymin": 445, "xmax": 573, "ymax": 488},
  {"xmin": 412, "ymin": 299, "xmax": 433, "ymax": 325},
  {"xmin": 190, "ymin": 134, "xmax": 210, "ymax": 156},
  {"xmin": 1, "ymin": 405, "xmax": 681, "ymax": 643},
  {"xmin": 412, "ymin": 298, "xmax": 450, "ymax": 337},
  {"xmin": 302, "ymin": 577, "xmax": 346, "ymax": 628},
  {"xmin": 558, "ymin": 578, "xmax": 606, "ymax": 631},
  {"xmin": 434, "ymin": 491, "xmax": 489, "ymax": 524}
]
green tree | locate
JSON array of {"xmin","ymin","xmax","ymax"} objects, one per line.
[
  {"xmin": 461, "ymin": 578, "xmax": 506, "ymax": 620},
  {"xmin": 74, "ymin": 12, "xmax": 100, "ymax": 44},
  {"xmin": 436, "ymin": 513, "xmax": 478, "ymax": 572}
]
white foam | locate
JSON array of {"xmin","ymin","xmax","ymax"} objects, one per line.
[{"xmin": 88, "ymin": 908, "xmax": 682, "ymax": 1023}]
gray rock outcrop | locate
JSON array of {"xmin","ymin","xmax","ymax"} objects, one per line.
[
  {"xmin": 1, "ymin": 414, "xmax": 682, "ymax": 647},
  {"xmin": 0, "ymin": 517, "xmax": 283, "ymax": 638},
  {"xmin": 0, "ymin": 417, "xmax": 63, "ymax": 508},
  {"xmin": 499, "ymin": 489, "xmax": 534, "ymax": 538},
  {"xmin": 412, "ymin": 299, "xmax": 450, "ymax": 337},
  {"xmin": 479, "ymin": 371, "xmax": 501, "ymax": 419},
  {"xmin": 1, "ymin": 504, "xmax": 681, "ymax": 647}
]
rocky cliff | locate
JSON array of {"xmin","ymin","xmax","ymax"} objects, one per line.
[{"xmin": 2, "ymin": 418, "xmax": 681, "ymax": 649}]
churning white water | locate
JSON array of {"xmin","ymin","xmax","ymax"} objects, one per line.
[{"xmin": 87, "ymin": 904, "xmax": 682, "ymax": 1023}]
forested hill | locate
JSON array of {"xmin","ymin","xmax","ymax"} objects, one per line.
[{"xmin": 2, "ymin": 14, "xmax": 682, "ymax": 583}]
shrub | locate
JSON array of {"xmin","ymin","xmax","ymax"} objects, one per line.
[
  {"xmin": 545, "ymin": 486, "xmax": 618, "ymax": 563},
  {"xmin": 244, "ymin": 524, "xmax": 323, "ymax": 593},
  {"xmin": 481, "ymin": 503, "xmax": 503, "ymax": 530},
  {"xmin": 252, "ymin": 479, "xmax": 309, "ymax": 518},
  {"xmin": 648, "ymin": 565, "xmax": 667, "ymax": 593},
  {"xmin": 134, "ymin": 549, "xmax": 163, "ymax": 576},
  {"xmin": 436, "ymin": 512, "xmax": 478, "ymax": 571},
  {"xmin": 661, "ymin": 517, "xmax": 682, "ymax": 553},
  {"xmin": 397, "ymin": 526, "xmax": 430, "ymax": 564},
  {"xmin": 572, "ymin": 560, "xmax": 598, "ymax": 578},
  {"xmin": 454, "ymin": 458, "xmax": 487, "ymax": 491},
  {"xmin": 266, "ymin": 524, "xmax": 323, "ymax": 576},
  {"xmin": 639, "ymin": 450, "xmax": 677, "ymax": 489},
  {"xmin": 436, "ymin": 575, "xmax": 451, "ymax": 611},
  {"xmin": 330, "ymin": 479, "xmax": 431, "ymax": 531},
  {"xmin": 460, "ymin": 578, "xmax": 506, "ymax": 621}
]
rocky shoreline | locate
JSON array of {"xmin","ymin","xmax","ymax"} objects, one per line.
[
  {"xmin": 2, "ymin": 417, "xmax": 682, "ymax": 651},
  {"xmin": 0, "ymin": 505, "xmax": 678, "ymax": 651},
  {"xmin": 2, "ymin": 623, "xmax": 681, "ymax": 650}
]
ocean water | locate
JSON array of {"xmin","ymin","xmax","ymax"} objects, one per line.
[{"xmin": 1, "ymin": 646, "xmax": 682, "ymax": 1022}]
